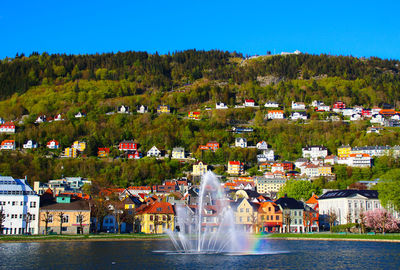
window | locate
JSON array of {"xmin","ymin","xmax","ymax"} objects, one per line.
[
  {"xmin": 62, "ymin": 227, "xmax": 67, "ymax": 231},
  {"xmin": 239, "ymin": 217, "xmax": 242, "ymax": 222},
  {"xmin": 62, "ymin": 215, "xmax": 69, "ymax": 223},
  {"xmin": 240, "ymin": 208, "xmax": 244, "ymax": 213},
  {"xmin": 76, "ymin": 215, "xmax": 83, "ymax": 223},
  {"xmin": 49, "ymin": 215, "xmax": 53, "ymax": 223},
  {"xmin": 276, "ymin": 215, "xmax": 279, "ymax": 220},
  {"xmin": 12, "ymin": 201, "xmax": 16, "ymax": 206},
  {"xmin": 247, "ymin": 217, "xmax": 250, "ymax": 222},
  {"xmin": 266, "ymin": 215, "xmax": 269, "ymax": 221},
  {"xmin": 268, "ymin": 207, "xmax": 271, "ymax": 212},
  {"xmin": 246, "ymin": 208, "xmax": 249, "ymax": 213},
  {"xmin": 150, "ymin": 215, "xmax": 154, "ymax": 221},
  {"xmin": 261, "ymin": 215, "xmax": 264, "ymax": 221}
]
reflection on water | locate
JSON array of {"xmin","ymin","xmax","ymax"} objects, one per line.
[{"xmin": 0, "ymin": 239, "xmax": 399, "ymax": 270}]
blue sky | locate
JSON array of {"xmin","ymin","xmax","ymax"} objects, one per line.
[{"xmin": 1, "ymin": 0, "xmax": 400, "ymax": 59}]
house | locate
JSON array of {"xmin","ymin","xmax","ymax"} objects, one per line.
[
  {"xmin": 188, "ymin": 111, "xmax": 201, "ymax": 120},
  {"xmin": 232, "ymin": 198, "xmax": 259, "ymax": 232},
  {"xmin": 244, "ymin": 99, "xmax": 256, "ymax": 107},
  {"xmin": 0, "ymin": 122, "xmax": 15, "ymax": 133},
  {"xmin": 119, "ymin": 140, "xmax": 137, "ymax": 151},
  {"xmin": 311, "ymin": 100, "xmax": 324, "ymax": 107},
  {"xmin": 324, "ymin": 155, "xmax": 337, "ymax": 165},
  {"xmin": 318, "ymin": 190, "xmax": 391, "ymax": 225},
  {"xmin": 147, "ymin": 146, "xmax": 161, "ymax": 157},
  {"xmin": 235, "ymin": 137, "xmax": 247, "ymax": 148},
  {"xmin": 318, "ymin": 165, "xmax": 332, "ymax": 176},
  {"xmin": 0, "ymin": 176, "xmax": 40, "ymax": 235},
  {"xmin": 193, "ymin": 161, "xmax": 208, "ymax": 176},
  {"xmin": 304, "ymin": 163, "xmax": 319, "ymax": 178},
  {"xmin": 258, "ymin": 201, "xmax": 283, "ymax": 233},
  {"xmin": 34, "ymin": 177, "xmax": 91, "ymax": 196},
  {"xmin": 291, "ymin": 101, "xmax": 306, "ymax": 110},
  {"xmin": 54, "ymin": 113, "xmax": 64, "ymax": 121},
  {"xmin": 157, "ymin": 105, "xmax": 170, "ymax": 114},
  {"xmin": 371, "ymin": 107, "xmax": 382, "ymax": 115},
  {"xmin": 350, "ymin": 113, "xmax": 362, "ymax": 121},
  {"xmin": 267, "ymin": 110, "xmax": 285, "ymax": 120},
  {"xmin": 128, "ymin": 151, "xmax": 142, "ymax": 159},
  {"xmin": 305, "ymin": 194, "xmax": 320, "ymax": 232},
  {"xmin": 367, "ymin": 127, "xmax": 383, "ymax": 134},
  {"xmin": 290, "ymin": 111, "xmax": 308, "ymax": 120},
  {"xmin": 64, "ymin": 147, "xmax": 78, "ymax": 158},
  {"xmin": 337, "ymin": 145, "xmax": 351, "ymax": 158},
  {"xmin": 351, "ymin": 145, "xmax": 391, "ymax": 157},
  {"xmin": 171, "ymin": 147, "xmax": 185, "ymax": 159},
  {"xmin": 23, "ymin": 140, "xmax": 38, "ymax": 149},
  {"xmin": 316, "ymin": 105, "xmax": 330, "ymax": 112},
  {"xmin": 232, "ymin": 127, "xmax": 254, "ymax": 133},
  {"xmin": 380, "ymin": 109, "xmax": 397, "ymax": 116},
  {"xmin": 342, "ymin": 108, "xmax": 356, "ymax": 117},
  {"xmin": 257, "ymin": 149, "xmax": 275, "ymax": 162},
  {"xmin": 98, "ymin": 148, "xmax": 110, "ymax": 158},
  {"xmin": 362, "ymin": 109, "xmax": 372, "ymax": 118},
  {"xmin": 256, "ymin": 141, "xmax": 269, "ymax": 150},
  {"xmin": 47, "ymin": 140, "xmax": 60, "ymax": 149},
  {"xmin": 275, "ymin": 195, "xmax": 313, "ymax": 233},
  {"xmin": 256, "ymin": 177, "xmax": 286, "ymax": 194},
  {"xmin": 228, "ymin": 161, "xmax": 244, "ymax": 175},
  {"xmin": 135, "ymin": 200, "xmax": 175, "ymax": 234},
  {"xmin": 137, "ymin": 105, "xmax": 148, "ymax": 114},
  {"xmin": 39, "ymin": 196, "xmax": 91, "ymax": 234},
  {"xmin": 35, "ymin": 115, "xmax": 46, "ymax": 124},
  {"xmin": 302, "ymin": 146, "xmax": 328, "ymax": 159},
  {"xmin": 117, "ymin": 105, "xmax": 130, "ymax": 114},
  {"xmin": 74, "ymin": 111, "xmax": 86, "ymax": 118},
  {"xmin": 198, "ymin": 141, "xmax": 220, "ymax": 151},
  {"xmin": 370, "ymin": 114, "xmax": 385, "ymax": 125},
  {"xmin": 1, "ymin": 140, "xmax": 15, "ymax": 150},
  {"xmin": 72, "ymin": 141, "xmax": 86, "ymax": 152},
  {"xmin": 264, "ymin": 101, "xmax": 279, "ymax": 108},
  {"xmin": 333, "ymin": 101, "xmax": 346, "ymax": 111},
  {"xmin": 216, "ymin": 102, "xmax": 228, "ymax": 109},
  {"xmin": 349, "ymin": 153, "xmax": 372, "ymax": 167}
]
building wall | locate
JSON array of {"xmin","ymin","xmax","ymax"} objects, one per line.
[
  {"xmin": 0, "ymin": 195, "xmax": 40, "ymax": 235},
  {"xmin": 137, "ymin": 213, "xmax": 175, "ymax": 234},
  {"xmin": 38, "ymin": 210, "xmax": 91, "ymax": 235}
]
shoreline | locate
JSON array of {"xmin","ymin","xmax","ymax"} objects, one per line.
[{"xmin": 2, "ymin": 234, "xmax": 400, "ymax": 244}]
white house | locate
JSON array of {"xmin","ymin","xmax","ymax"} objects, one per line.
[
  {"xmin": 117, "ymin": 105, "xmax": 130, "ymax": 114},
  {"xmin": 235, "ymin": 138, "xmax": 247, "ymax": 148},
  {"xmin": 290, "ymin": 112, "xmax": 308, "ymax": 120},
  {"xmin": 137, "ymin": 105, "xmax": 148, "ymax": 114},
  {"xmin": 35, "ymin": 115, "xmax": 46, "ymax": 124},
  {"xmin": 54, "ymin": 114, "xmax": 64, "ymax": 121},
  {"xmin": 349, "ymin": 153, "xmax": 372, "ymax": 167},
  {"xmin": 74, "ymin": 111, "xmax": 86, "ymax": 118},
  {"xmin": 0, "ymin": 176, "xmax": 40, "ymax": 235},
  {"xmin": 318, "ymin": 190, "xmax": 394, "ymax": 225},
  {"xmin": 371, "ymin": 107, "xmax": 382, "ymax": 115},
  {"xmin": 350, "ymin": 113, "xmax": 362, "ymax": 121},
  {"xmin": 317, "ymin": 105, "xmax": 330, "ymax": 112},
  {"xmin": 267, "ymin": 110, "xmax": 285, "ymax": 120},
  {"xmin": 172, "ymin": 147, "xmax": 185, "ymax": 159},
  {"xmin": 216, "ymin": 102, "xmax": 228, "ymax": 109},
  {"xmin": 147, "ymin": 146, "xmax": 161, "ymax": 157},
  {"xmin": 256, "ymin": 141, "xmax": 269, "ymax": 150},
  {"xmin": 342, "ymin": 108, "xmax": 356, "ymax": 117},
  {"xmin": 302, "ymin": 146, "xmax": 328, "ymax": 159},
  {"xmin": 244, "ymin": 99, "xmax": 256, "ymax": 107},
  {"xmin": 260, "ymin": 149, "xmax": 275, "ymax": 161},
  {"xmin": 1, "ymin": 140, "xmax": 15, "ymax": 150},
  {"xmin": 23, "ymin": 140, "xmax": 38, "ymax": 149},
  {"xmin": 0, "ymin": 122, "xmax": 16, "ymax": 133},
  {"xmin": 351, "ymin": 146, "xmax": 391, "ymax": 157},
  {"xmin": 264, "ymin": 101, "xmax": 279, "ymax": 108},
  {"xmin": 370, "ymin": 114, "xmax": 384, "ymax": 125},
  {"xmin": 291, "ymin": 101, "xmax": 306, "ymax": 110}
]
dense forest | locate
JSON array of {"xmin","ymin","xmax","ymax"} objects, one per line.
[{"xmin": 1, "ymin": 50, "xmax": 400, "ymax": 189}]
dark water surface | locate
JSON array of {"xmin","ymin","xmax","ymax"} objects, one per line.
[{"xmin": 0, "ymin": 239, "xmax": 399, "ymax": 269}]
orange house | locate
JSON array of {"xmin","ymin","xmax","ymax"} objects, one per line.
[
  {"xmin": 305, "ymin": 194, "xmax": 320, "ymax": 232},
  {"xmin": 188, "ymin": 111, "xmax": 201, "ymax": 120},
  {"xmin": 258, "ymin": 201, "xmax": 283, "ymax": 233}
]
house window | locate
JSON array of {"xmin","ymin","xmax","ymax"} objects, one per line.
[
  {"xmin": 62, "ymin": 215, "xmax": 69, "ymax": 223},
  {"xmin": 49, "ymin": 215, "xmax": 53, "ymax": 223},
  {"xmin": 76, "ymin": 215, "xmax": 83, "ymax": 223},
  {"xmin": 276, "ymin": 215, "xmax": 279, "ymax": 220},
  {"xmin": 246, "ymin": 208, "xmax": 249, "ymax": 213},
  {"xmin": 150, "ymin": 215, "xmax": 154, "ymax": 221},
  {"xmin": 268, "ymin": 207, "xmax": 271, "ymax": 212},
  {"xmin": 261, "ymin": 215, "xmax": 264, "ymax": 221},
  {"xmin": 239, "ymin": 217, "xmax": 242, "ymax": 222},
  {"xmin": 266, "ymin": 215, "xmax": 269, "ymax": 221},
  {"xmin": 240, "ymin": 208, "xmax": 244, "ymax": 213},
  {"xmin": 247, "ymin": 217, "xmax": 250, "ymax": 222}
]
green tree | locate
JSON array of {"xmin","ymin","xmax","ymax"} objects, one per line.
[
  {"xmin": 278, "ymin": 180, "xmax": 321, "ymax": 201},
  {"xmin": 376, "ymin": 169, "xmax": 400, "ymax": 212}
]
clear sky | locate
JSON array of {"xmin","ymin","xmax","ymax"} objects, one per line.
[{"xmin": 1, "ymin": 0, "xmax": 399, "ymax": 59}]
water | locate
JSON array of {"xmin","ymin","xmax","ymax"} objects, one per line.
[
  {"xmin": 1, "ymin": 239, "xmax": 400, "ymax": 269},
  {"xmin": 168, "ymin": 171, "xmax": 251, "ymax": 254}
]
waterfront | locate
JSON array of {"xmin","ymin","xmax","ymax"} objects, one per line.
[{"xmin": 1, "ymin": 239, "xmax": 400, "ymax": 269}]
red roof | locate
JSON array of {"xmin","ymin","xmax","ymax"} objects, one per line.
[
  {"xmin": 136, "ymin": 201, "xmax": 174, "ymax": 215},
  {"xmin": 245, "ymin": 99, "xmax": 255, "ymax": 102},
  {"xmin": 229, "ymin": 161, "xmax": 243, "ymax": 165},
  {"xmin": 1, "ymin": 140, "xmax": 15, "ymax": 145},
  {"xmin": 306, "ymin": 194, "xmax": 319, "ymax": 204}
]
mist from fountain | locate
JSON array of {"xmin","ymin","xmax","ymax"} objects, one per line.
[{"xmin": 166, "ymin": 171, "xmax": 253, "ymax": 254}]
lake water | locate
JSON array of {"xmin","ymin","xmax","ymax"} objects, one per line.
[{"xmin": 0, "ymin": 238, "xmax": 399, "ymax": 269}]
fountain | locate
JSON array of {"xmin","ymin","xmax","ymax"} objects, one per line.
[{"xmin": 166, "ymin": 171, "xmax": 253, "ymax": 254}]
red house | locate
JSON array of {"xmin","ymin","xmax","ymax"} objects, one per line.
[
  {"xmin": 128, "ymin": 151, "xmax": 142, "ymax": 159},
  {"xmin": 333, "ymin": 101, "xmax": 346, "ymax": 110},
  {"xmin": 0, "ymin": 122, "xmax": 15, "ymax": 133},
  {"xmin": 199, "ymin": 141, "xmax": 220, "ymax": 151},
  {"xmin": 362, "ymin": 109, "xmax": 372, "ymax": 118},
  {"xmin": 119, "ymin": 140, "xmax": 137, "ymax": 151},
  {"xmin": 188, "ymin": 111, "xmax": 201, "ymax": 120},
  {"xmin": 47, "ymin": 139, "xmax": 60, "ymax": 149},
  {"xmin": 98, "ymin": 147, "xmax": 110, "ymax": 157}
]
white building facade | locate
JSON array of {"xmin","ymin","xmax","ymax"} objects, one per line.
[{"xmin": 0, "ymin": 176, "xmax": 40, "ymax": 235}]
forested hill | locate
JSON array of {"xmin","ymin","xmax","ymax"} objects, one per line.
[{"xmin": 1, "ymin": 50, "xmax": 399, "ymax": 101}]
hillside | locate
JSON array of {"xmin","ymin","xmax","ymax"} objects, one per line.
[{"xmin": 0, "ymin": 50, "xmax": 400, "ymax": 189}]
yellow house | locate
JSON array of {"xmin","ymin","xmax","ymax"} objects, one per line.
[
  {"xmin": 72, "ymin": 141, "xmax": 86, "ymax": 152},
  {"xmin": 135, "ymin": 201, "xmax": 175, "ymax": 234},
  {"xmin": 256, "ymin": 177, "xmax": 286, "ymax": 194},
  {"xmin": 228, "ymin": 161, "xmax": 244, "ymax": 175},
  {"xmin": 258, "ymin": 201, "xmax": 282, "ymax": 233},
  {"xmin": 64, "ymin": 147, "xmax": 78, "ymax": 158},
  {"xmin": 233, "ymin": 198, "xmax": 258, "ymax": 232},
  {"xmin": 338, "ymin": 145, "xmax": 351, "ymax": 158},
  {"xmin": 318, "ymin": 165, "xmax": 332, "ymax": 176},
  {"xmin": 157, "ymin": 105, "xmax": 170, "ymax": 114},
  {"xmin": 193, "ymin": 161, "xmax": 208, "ymax": 176},
  {"xmin": 39, "ymin": 199, "xmax": 91, "ymax": 234}
]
